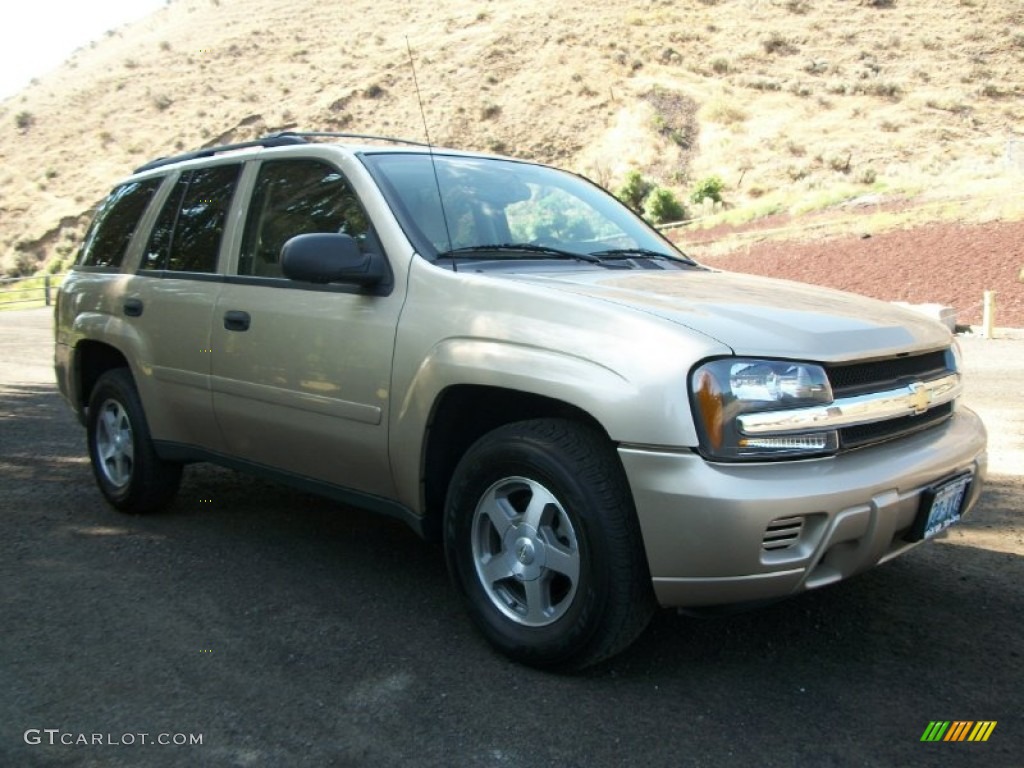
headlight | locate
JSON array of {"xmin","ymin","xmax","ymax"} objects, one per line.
[
  {"xmin": 690, "ymin": 358, "xmax": 837, "ymax": 461},
  {"xmin": 947, "ymin": 341, "xmax": 962, "ymax": 374}
]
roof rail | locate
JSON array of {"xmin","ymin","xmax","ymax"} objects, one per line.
[
  {"xmin": 133, "ymin": 134, "xmax": 309, "ymax": 174},
  {"xmin": 262, "ymin": 131, "xmax": 431, "ymax": 148}
]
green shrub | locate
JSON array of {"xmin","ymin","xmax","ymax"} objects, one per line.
[
  {"xmin": 690, "ymin": 175, "xmax": 725, "ymax": 204},
  {"xmin": 644, "ymin": 187, "xmax": 686, "ymax": 224},
  {"xmin": 616, "ymin": 170, "xmax": 653, "ymax": 213}
]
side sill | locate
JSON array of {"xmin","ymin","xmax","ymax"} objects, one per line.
[{"xmin": 153, "ymin": 440, "xmax": 425, "ymax": 538}]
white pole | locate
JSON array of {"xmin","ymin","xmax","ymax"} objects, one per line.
[{"xmin": 981, "ymin": 290, "xmax": 996, "ymax": 339}]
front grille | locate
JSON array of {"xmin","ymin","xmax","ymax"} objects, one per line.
[
  {"xmin": 824, "ymin": 349, "xmax": 956, "ymax": 452},
  {"xmin": 839, "ymin": 401, "xmax": 954, "ymax": 450},
  {"xmin": 826, "ymin": 350, "xmax": 950, "ymax": 396},
  {"xmin": 762, "ymin": 517, "xmax": 804, "ymax": 551}
]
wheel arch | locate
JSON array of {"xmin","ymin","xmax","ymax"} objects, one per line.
[
  {"xmin": 74, "ymin": 340, "xmax": 132, "ymax": 421},
  {"xmin": 419, "ymin": 384, "xmax": 612, "ymax": 542}
]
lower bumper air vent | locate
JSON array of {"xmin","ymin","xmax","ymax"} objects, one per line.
[{"xmin": 762, "ymin": 516, "xmax": 804, "ymax": 551}]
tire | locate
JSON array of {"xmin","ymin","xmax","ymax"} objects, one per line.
[
  {"xmin": 86, "ymin": 368, "xmax": 182, "ymax": 513},
  {"xmin": 444, "ymin": 418, "xmax": 655, "ymax": 670}
]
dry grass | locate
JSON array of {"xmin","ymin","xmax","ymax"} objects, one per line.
[{"xmin": 0, "ymin": 0, "xmax": 1022, "ymax": 275}]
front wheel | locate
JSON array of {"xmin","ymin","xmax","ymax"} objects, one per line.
[
  {"xmin": 444, "ymin": 419, "xmax": 655, "ymax": 669},
  {"xmin": 86, "ymin": 368, "xmax": 182, "ymax": 513}
]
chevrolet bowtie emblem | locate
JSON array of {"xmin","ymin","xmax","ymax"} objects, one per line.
[{"xmin": 908, "ymin": 382, "xmax": 931, "ymax": 415}]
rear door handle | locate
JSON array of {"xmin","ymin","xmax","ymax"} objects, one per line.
[
  {"xmin": 223, "ymin": 310, "xmax": 251, "ymax": 332},
  {"xmin": 123, "ymin": 298, "xmax": 143, "ymax": 317}
]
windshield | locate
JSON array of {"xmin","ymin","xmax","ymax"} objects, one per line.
[{"xmin": 361, "ymin": 153, "xmax": 687, "ymax": 264}]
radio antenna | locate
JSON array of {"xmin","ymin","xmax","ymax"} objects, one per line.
[{"xmin": 406, "ymin": 37, "xmax": 456, "ymax": 272}]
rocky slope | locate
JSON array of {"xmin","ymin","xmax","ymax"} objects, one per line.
[{"xmin": 1, "ymin": 0, "xmax": 1021, "ymax": 276}]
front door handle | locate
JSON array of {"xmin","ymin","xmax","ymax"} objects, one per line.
[
  {"xmin": 223, "ymin": 310, "xmax": 251, "ymax": 332},
  {"xmin": 123, "ymin": 298, "xmax": 143, "ymax": 317}
]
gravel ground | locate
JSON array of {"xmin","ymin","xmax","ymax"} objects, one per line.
[
  {"xmin": 692, "ymin": 219, "xmax": 1024, "ymax": 329},
  {"xmin": 1, "ymin": 308, "xmax": 1021, "ymax": 768}
]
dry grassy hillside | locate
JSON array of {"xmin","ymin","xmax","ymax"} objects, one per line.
[{"xmin": 1, "ymin": 0, "xmax": 1022, "ymax": 275}]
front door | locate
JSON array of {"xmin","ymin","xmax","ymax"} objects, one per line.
[{"xmin": 209, "ymin": 157, "xmax": 403, "ymax": 498}]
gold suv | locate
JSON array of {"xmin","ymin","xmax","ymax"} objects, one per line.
[{"xmin": 55, "ymin": 133, "xmax": 987, "ymax": 668}]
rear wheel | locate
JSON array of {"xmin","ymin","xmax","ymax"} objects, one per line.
[
  {"xmin": 87, "ymin": 368, "xmax": 182, "ymax": 513},
  {"xmin": 444, "ymin": 418, "xmax": 655, "ymax": 669}
]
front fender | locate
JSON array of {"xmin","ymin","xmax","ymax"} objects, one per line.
[{"xmin": 389, "ymin": 336, "xmax": 679, "ymax": 513}]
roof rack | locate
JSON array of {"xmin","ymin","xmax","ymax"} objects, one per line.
[
  {"xmin": 134, "ymin": 134, "xmax": 308, "ymax": 174},
  {"xmin": 262, "ymin": 131, "xmax": 431, "ymax": 148},
  {"xmin": 133, "ymin": 131, "xmax": 432, "ymax": 174}
]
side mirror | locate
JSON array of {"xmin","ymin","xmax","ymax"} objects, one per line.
[{"xmin": 280, "ymin": 233, "xmax": 385, "ymax": 286}]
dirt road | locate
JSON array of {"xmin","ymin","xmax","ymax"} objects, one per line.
[{"xmin": 1, "ymin": 308, "xmax": 1020, "ymax": 767}]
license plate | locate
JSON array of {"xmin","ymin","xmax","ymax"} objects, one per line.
[{"xmin": 910, "ymin": 474, "xmax": 971, "ymax": 541}]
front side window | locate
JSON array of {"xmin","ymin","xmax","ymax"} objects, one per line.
[
  {"xmin": 142, "ymin": 164, "xmax": 241, "ymax": 273},
  {"xmin": 238, "ymin": 159, "xmax": 371, "ymax": 278},
  {"xmin": 78, "ymin": 178, "xmax": 163, "ymax": 268}
]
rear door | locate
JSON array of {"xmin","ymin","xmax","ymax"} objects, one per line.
[
  {"xmin": 209, "ymin": 157, "xmax": 402, "ymax": 497},
  {"xmin": 125, "ymin": 162, "xmax": 243, "ymax": 452}
]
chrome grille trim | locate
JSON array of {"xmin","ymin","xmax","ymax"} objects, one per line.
[{"xmin": 737, "ymin": 373, "xmax": 961, "ymax": 436}]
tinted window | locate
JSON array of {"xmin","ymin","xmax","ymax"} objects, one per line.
[
  {"xmin": 364, "ymin": 153, "xmax": 682, "ymax": 260},
  {"xmin": 78, "ymin": 178, "xmax": 162, "ymax": 268},
  {"xmin": 239, "ymin": 159, "xmax": 371, "ymax": 277},
  {"xmin": 143, "ymin": 176, "xmax": 187, "ymax": 270},
  {"xmin": 143, "ymin": 164, "xmax": 241, "ymax": 273}
]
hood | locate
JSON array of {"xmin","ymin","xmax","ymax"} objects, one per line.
[{"xmin": 507, "ymin": 268, "xmax": 951, "ymax": 361}]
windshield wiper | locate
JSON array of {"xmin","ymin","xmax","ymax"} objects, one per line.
[
  {"xmin": 589, "ymin": 248, "xmax": 698, "ymax": 266},
  {"xmin": 436, "ymin": 243, "xmax": 601, "ymax": 264}
]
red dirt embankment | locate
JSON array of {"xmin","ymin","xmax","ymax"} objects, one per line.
[{"xmin": 688, "ymin": 219, "xmax": 1024, "ymax": 329}]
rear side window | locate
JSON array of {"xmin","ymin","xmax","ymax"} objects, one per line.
[
  {"xmin": 142, "ymin": 164, "xmax": 241, "ymax": 273},
  {"xmin": 238, "ymin": 159, "xmax": 371, "ymax": 278},
  {"xmin": 78, "ymin": 178, "xmax": 162, "ymax": 268}
]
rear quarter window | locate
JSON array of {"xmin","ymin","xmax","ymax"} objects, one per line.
[{"xmin": 78, "ymin": 178, "xmax": 163, "ymax": 268}]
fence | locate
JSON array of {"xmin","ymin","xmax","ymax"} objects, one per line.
[{"xmin": 0, "ymin": 274, "xmax": 67, "ymax": 308}]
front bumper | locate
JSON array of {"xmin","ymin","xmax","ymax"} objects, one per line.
[{"xmin": 619, "ymin": 407, "xmax": 987, "ymax": 607}]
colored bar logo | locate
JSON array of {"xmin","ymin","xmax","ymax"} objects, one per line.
[{"xmin": 921, "ymin": 721, "xmax": 997, "ymax": 742}]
